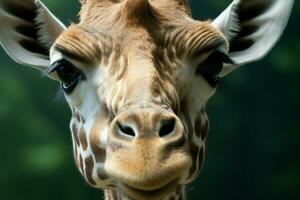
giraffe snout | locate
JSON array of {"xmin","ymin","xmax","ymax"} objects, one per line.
[
  {"xmin": 105, "ymin": 108, "xmax": 192, "ymax": 192},
  {"xmin": 111, "ymin": 109, "xmax": 183, "ymax": 140}
]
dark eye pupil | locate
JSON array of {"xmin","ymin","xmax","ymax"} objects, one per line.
[
  {"xmin": 196, "ymin": 51, "xmax": 232, "ymax": 87},
  {"xmin": 50, "ymin": 59, "xmax": 85, "ymax": 94},
  {"xmin": 57, "ymin": 65, "xmax": 80, "ymax": 85}
]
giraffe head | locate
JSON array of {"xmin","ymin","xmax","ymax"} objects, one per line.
[{"xmin": 0, "ymin": 0, "xmax": 293, "ymax": 199}]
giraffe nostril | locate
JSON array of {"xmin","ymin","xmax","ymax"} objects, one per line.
[
  {"xmin": 159, "ymin": 118, "xmax": 176, "ymax": 137},
  {"xmin": 117, "ymin": 122, "xmax": 136, "ymax": 137}
]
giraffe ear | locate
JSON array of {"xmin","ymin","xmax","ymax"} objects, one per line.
[
  {"xmin": 213, "ymin": 0, "xmax": 294, "ymax": 76},
  {"xmin": 0, "ymin": 0, "xmax": 66, "ymax": 72}
]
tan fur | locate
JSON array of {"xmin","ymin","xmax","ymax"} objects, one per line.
[
  {"xmin": 58, "ymin": 1, "xmax": 223, "ymax": 60},
  {"xmin": 0, "ymin": 0, "xmax": 293, "ymax": 199},
  {"xmin": 55, "ymin": 1, "xmax": 226, "ymax": 200}
]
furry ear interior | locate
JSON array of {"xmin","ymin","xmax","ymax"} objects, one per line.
[
  {"xmin": 213, "ymin": 0, "xmax": 294, "ymax": 76},
  {"xmin": 0, "ymin": 0, "xmax": 66, "ymax": 71}
]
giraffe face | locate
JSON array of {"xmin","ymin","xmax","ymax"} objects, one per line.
[
  {"xmin": 0, "ymin": 0, "xmax": 293, "ymax": 199},
  {"xmin": 47, "ymin": 2, "xmax": 228, "ymax": 198}
]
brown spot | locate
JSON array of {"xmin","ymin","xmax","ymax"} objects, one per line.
[
  {"xmin": 180, "ymin": 100, "xmax": 201, "ymax": 180},
  {"xmin": 71, "ymin": 122, "xmax": 80, "ymax": 146},
  {"xmin": 93, "ymin": 146, "xmax": 106, "ymax": 163},
  {"xmin": 97, "ymin": 168, "xmax": 109, "ymax": 180},
  {"xmin": 79, "ymin": 127, "xmax": 88, "ymax": 151},
  {"xmin": 194, "ymin": 112, "xmax": 209, "ymax": 140},
  {"xmin": 194, "ymin": 114, "xmax": 203, "ymax": 138},
  {"xmin": 84, "ymin": 156, "xmax": 96, "ymax": 185},
  {"xmin": 189, "ymin": 141, "xmax": 198, "ymax": 159},
  {"xmin": 180, "ymin": 98, "xmax": 194, "ymax": 134},
  {"xmin": 169, "ymin": 197, "xmax": 175, "ymax": 200},
  {"xmin": 90, "ymin": 116, "xmax": 108, "ymax": 163}
]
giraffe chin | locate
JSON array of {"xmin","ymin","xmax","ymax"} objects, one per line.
[{"xmin": 120, "ymin": 179, "xmax": 178, "ymax": 200}]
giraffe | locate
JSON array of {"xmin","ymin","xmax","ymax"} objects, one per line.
[{"xmin": 0, "ymin": 0, "xmax": 294, "ymax": 199}]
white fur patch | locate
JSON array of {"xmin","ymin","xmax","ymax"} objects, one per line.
[{"xmin": 213, "ymin": 0, "xmax": 294, "ymax": 76}]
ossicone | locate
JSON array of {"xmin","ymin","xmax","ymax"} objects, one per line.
[{"xmin": 124, "ymin": 0, "xmax": 152, "ymax": 19}]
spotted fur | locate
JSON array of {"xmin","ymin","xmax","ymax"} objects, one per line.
[{"xmin": 0, "ymin": 0, "xmax": 293, "ymax": 200}]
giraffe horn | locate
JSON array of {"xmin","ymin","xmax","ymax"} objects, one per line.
[
  {"xmin": 124, "ymin": 0, "xmax": 151, "ymax": 18},
  {"xmin": 126, "ymin": 0, "xmax": 149, "ymax": 8}
]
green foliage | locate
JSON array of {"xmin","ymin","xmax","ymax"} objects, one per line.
[{"xmin": 0, "ymin": 0, "xmax": 299, "ymax": 199}]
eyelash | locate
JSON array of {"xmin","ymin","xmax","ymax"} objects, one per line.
[
  {"xmin": 44, "ymin": 52, "xmax": 232, "ymax": 93},
  {"xmin": 46, "ymin": 59, "xmax": 86, "ymax": 94},
  {"xmin": 196, "ymin": 51, "xmax": 234, "ymax": 87}
]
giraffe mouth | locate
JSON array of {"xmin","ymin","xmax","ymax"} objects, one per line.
[{"xmin": 120, "ymin": 179, "xmax": 178, "ymax": 199}]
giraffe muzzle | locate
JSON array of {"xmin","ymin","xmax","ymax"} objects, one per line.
[{"xmin": 104, "ymin": 108, "xmax": 192, "ymax": 192}]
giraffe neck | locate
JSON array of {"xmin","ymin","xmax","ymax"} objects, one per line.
[{"xmin": 103, "ymin": 185, "xmax": 186, "ymax": 200}]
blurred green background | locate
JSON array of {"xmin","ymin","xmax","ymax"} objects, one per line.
[{"xmin": 0, "ymin": 0, "xmax": 299, "ymax": 199}]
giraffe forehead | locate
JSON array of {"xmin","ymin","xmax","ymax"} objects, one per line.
[
  {"xmin": 54, "ymin": 21, "xmax": 225, "ymax": 68},
  {"xmin": 79, "ymin": 0, "xmax": 191, "ymax": 25},
  {"xmin": 53, "ymin": 0, "xmax": 224, "ymax": 65}
]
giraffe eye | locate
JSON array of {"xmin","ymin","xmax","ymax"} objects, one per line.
[
  {"xmin": 49, "ymin": 59, "xmax": 86, "ymax": 94},
  {"xmin": 196, "ymin": 51, "xmax": 234, "ymax": 87}
]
